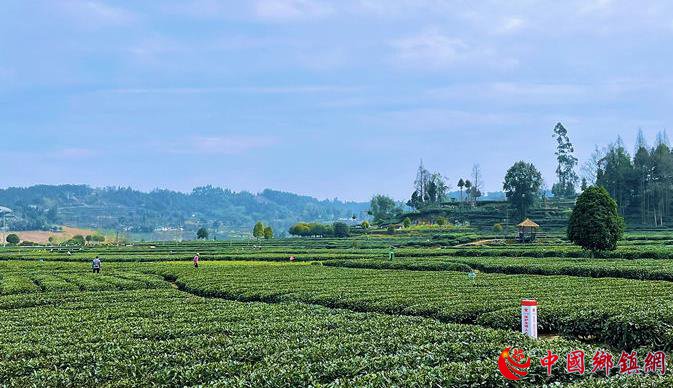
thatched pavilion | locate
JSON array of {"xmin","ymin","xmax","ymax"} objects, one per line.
[{"xmin": 517, "ymin": 218, "xmax": 540, "ymax": 243}]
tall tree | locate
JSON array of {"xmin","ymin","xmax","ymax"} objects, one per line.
[
  {"xmin": 580, "ymin": 178, "xmax": 588, "ymax": 192},
  {"xmin": 408, "ymin": 162, "xmax": 448, "ymax": 209},
  {"xmin": 633, "ymin": 141, "xmax": 652, "ymax": 225},
  {"xmin": 408, "ymin": 191, "xmax": 423, "ymax": 210},
  {"xmin": 469, "ymin": 186, "xmax": 482, "ymax": 204},
  {"xmin": 370, "ymin": 194, "xmax": 398, "ymax": 224},
  {"xmin": 596, "ymin": 140, "xmax": 635, "ymax": 215},
  {"xmin": 581, "ymin": 145, "xmax": 605, "ymax": 186},
  {"xmin": 263, "ymin": 226, "xmax": 273, "ymax": 239},
  {"xmin": 470, "ymin": 164, "xmax": 483, "ymax": 204},
  {"xmin": 464, "ymin": 180, "xmax": 472, "ymax": 204},
  {"xmin": 426, "ymin": 180, "xmax": 437, "ymax": 203},
  {"xmin": 551, "ymin": 122, "xmax": 579, "ymax": 198},
  {"xmin": 428, "ymin": 173, "xmax": 448, "ymax": 203},
  {"xmin": 635, "ymin": 129, "xmax": 648, "ymax": 154},
  {"xmin": 413, "ymin": 160, "xmax": 430, "ymax": 204},
  {"xmin": 457, "ymin": 179, "xmax": 465, "ymax": 202},
  {"xmin": 650, "ymin": 139, "xmax": 673, "ymax": 226},
  {"xmin": 589, "ymin": 130, "xmax": 673, "ymax": 227},
  {"xmin": 656, "ymin": 130, "xmax": 670, "ymax": 147},
  {"xmin": 503, "ymin": 161, "xmax": 543, "ymax": 219},
  {"xmin": 253, "ymin": 222, "xmax": 265, "ymax": 239}
]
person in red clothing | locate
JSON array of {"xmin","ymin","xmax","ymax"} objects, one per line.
[{"xmin": 193, "ymin": 253, "xmax": 199, "ymax": 268}]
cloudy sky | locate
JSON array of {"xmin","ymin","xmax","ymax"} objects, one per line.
[{"xmin": 2, "ymin": 0, "xmax": 673, "ymax": 201}]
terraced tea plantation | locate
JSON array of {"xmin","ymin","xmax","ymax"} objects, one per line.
[{"xmin": 2, "ymin": 232, "xmax": 673, "ymax": 386}]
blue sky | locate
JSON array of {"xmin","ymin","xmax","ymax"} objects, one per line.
[{"xmin": 2, "ymin": 0, "xmax": 673, "ymax": 201}]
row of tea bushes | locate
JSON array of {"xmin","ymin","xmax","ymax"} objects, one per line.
[
  {"xmin": 147, "ymin": 262, "xmax": 673, "ymax": 351},
  {"xmin": 333, "ymin": 257, "xmax": 673, "ymax": 282},
  {"xmin": 0, "ymin": 287, "xmax": 598, "ymax": 386}
]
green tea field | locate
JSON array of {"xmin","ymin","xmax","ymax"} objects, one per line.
[
  {"xmin": 7, "ymin": 2, "xmax": 673, "ymax": 385},
  {"xmin": 1, "ymin": 232, "xmax": 673, "ymax": 386}
]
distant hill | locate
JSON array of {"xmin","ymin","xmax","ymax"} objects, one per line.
[{"xmin": 0, "ymin": 185, "xmax": 370, "ymax": 239}]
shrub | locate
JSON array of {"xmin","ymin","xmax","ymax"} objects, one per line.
[
  {"xmin": 197, "ymin": 227, "xmax": 209, "ymax": 240},
  {"xmin": 289, "ymin": 222, "xmax": 334, "ymax": 237},
  {"xmin": 5, "ymin": 234, "xmax": 20, "ymax": 245},
  {"xmin": 68, "ymin": 235, "xmax": 86, "ymax": 245},
  {"xmin": 252, "ymin": 222, "xmax": 264, "ymax": 239},
  {"xmin": 333, "ymin": 222, "xmax": 349, "ymax": 238},
  {"xmin": 568, "ymin": 186, "xmax": 624, "ymax": 253},
  {"xmin": 263, "ymin": 226, "xmax": 273, "ymax": 239}
]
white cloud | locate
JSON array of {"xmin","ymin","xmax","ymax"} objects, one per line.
[
  {"xmin": 490, "ymin": 82, "xmax": 587, "ymax": 98},
  {"xmin": 58, "ymin": 0, "xmax": 135, "ymax": 26},
  {"xmin": 296, "ymin": 48, "xmax": 349, "ymax": 70},
  {"xmin": 14, "ymin": 147, "xmax": 100, "ymax": 161},
  {"xmin": 162, "ymin": 0, "xmax": 228, "ymax": 18},
  {"xmin": 424, "ymin": 82, "xmax": 589, "ymax": 105},
  {"xmin": 102, "ymin": 85, "xmax": 358, "ymax": 95},
  {"xmin": 389, "ymin": 28, "xmax": 520, "ymax": 70},
  {"xmin": 355, "ymin": 0, "xmax": 453, "ymax": 18},
  {"xmin": 254, "ymin": 0, "xmax": 334, "ymax": 21},
  {"xmin": 390, "ymin": 29, "xmax": 469, "ymax": 68},
  {"xmin": 578, "ymin": 0, "xmax": 614, "ymax": 15},
  {"xmin": 498, "ymin": 17, "xmax": 525, "ymax": 33},
  {"xmin": 160, "ymin": 135, "xmax": 279, "ymax": 155},
  {"xmin": 422, "ymin": 78, "xmax": 673, "ymax": 107},
  {"xmin": 361, "ymin": 108, "xmax": 535, "ymax": 136},
  {"xmin": 126, "ymin": 36, "xmax": 181, "ymax": 64},
  {"xmin": 56, "ymin": 147, "xmax": 96, "ymax": 159}
]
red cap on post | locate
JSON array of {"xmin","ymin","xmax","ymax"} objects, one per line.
[{"xmin": 521, "ymin": 299, "xmax": 537, "ymax": 306}]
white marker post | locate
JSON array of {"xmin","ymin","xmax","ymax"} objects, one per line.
[{"xmin": 521, "ymin": 299, "xmax": 538, "ymax": 339}]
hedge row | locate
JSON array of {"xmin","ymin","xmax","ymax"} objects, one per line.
[{"xmin": 322, "ymin": 259, "xmax": 472, "ymax": 272}]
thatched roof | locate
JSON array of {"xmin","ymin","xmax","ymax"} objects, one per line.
[{"xmin": 517, "ymin": 218, "xmax": 539, "ymax": 228}]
